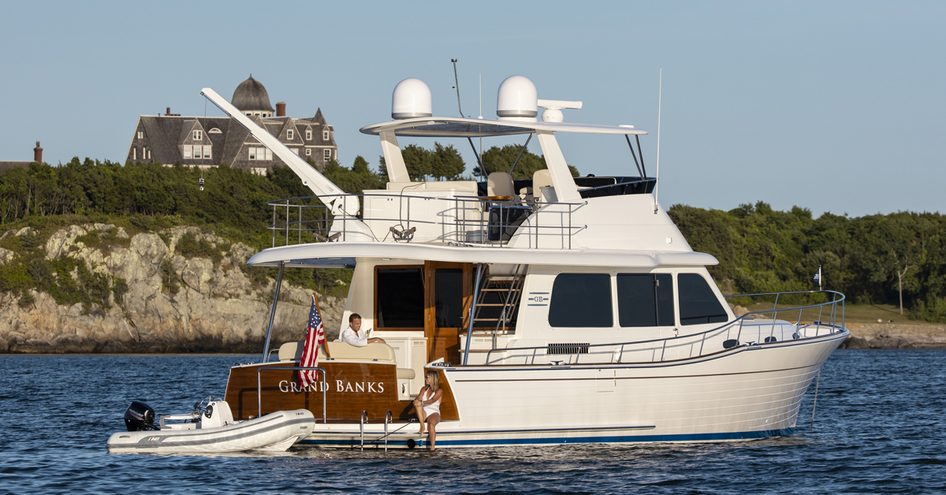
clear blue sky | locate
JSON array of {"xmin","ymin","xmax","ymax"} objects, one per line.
[{"xmin": 1, "ymin": 1, "xmax": 943, "ymax": 216}]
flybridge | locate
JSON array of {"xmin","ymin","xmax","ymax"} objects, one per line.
[{"xmin": 202, "ymin": 75, "xmax": 672, "ymax": 252}]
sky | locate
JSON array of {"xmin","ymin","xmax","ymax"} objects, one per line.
[{"xmin": 1, "ymin": 0, "xmax": 943, "ymax": 216}]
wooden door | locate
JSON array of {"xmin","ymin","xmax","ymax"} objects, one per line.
[{"xmin": 424, "ymin": 261, "xmax": 473, "ymax": 365}]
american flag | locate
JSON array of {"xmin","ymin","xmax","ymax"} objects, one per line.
[{"xmin": 298, "ymin": 294, "xmax": 325, "ymax": 389}]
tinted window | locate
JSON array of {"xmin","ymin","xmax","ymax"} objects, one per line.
[
  {"xmin": 678, "ymin": 274, "xmax": 728, "ymax": 325},
  {"xmin": 549, "ymin": 274, "xmax": 613, "ymax": 327},
  {"xmin": 435, "ymin": 269, "xmax": 464, "ymax": 327},
  {"xmin": 376, "ymin": 267, "xmax": 424, "ymax": 328},
  {"xmin": 617, "ymin": 274, "xmax": 674, "ymax": 327}
]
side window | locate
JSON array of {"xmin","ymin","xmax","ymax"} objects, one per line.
[
  {"xmin": 549, "ymin": 274, "xmax": 612, "ymax": 327},
  {"xmin": 678, "ymin": 273, "xmax": 728, "ymax": 325},
  {"xmin": 376, "ymin": 267, "xmax": 424, "ymax": 329},
  {"xmin": 617, "ymin": 274, "xmax": 674, "ymax": 327}
]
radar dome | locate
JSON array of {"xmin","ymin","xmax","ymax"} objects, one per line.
[
  {"xmin": 392, "ymin": 78, "xmax": 432, "ymax": 119},
  {"xmin": 497, "ymin": 75, "xmax": 537, "ymax": 120}
]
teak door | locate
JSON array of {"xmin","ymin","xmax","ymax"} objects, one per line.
[{"xmin": 424, "ymin": 261, "xmax": 473, "ymax": 365}]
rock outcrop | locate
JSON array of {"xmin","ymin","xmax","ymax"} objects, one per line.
[{"xmin": 0, "ymin": 224, "xmax": 343, "ymax": 353}]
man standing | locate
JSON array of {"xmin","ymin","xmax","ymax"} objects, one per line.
[{"xmin": 338, "ymin": 313, "xmax": 385, "ymax": 347}]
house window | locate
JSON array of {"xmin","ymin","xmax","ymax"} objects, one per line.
[
  {"xmin": 305, "ymin": 148, "xmax": 312, "ymax": 157},
  {"xmin": 193, "ymin": 130, "xmax": 202, "ymax": 141},
  {"xmin": 132, "ymin": 147, "xmax": 137, "ymax": 160},
  {"xmin": 137, "ymin": 131, "xmax": 143, "ymax": 140},
  {"xmin": 209, "ymin": 127, "xmax": 222, "ymax": 134},
  {"xmin": 549, "ymin": 274, "xmax": 613, "ymax": 327},
  {"xmin": 287, "ymin": 129, "xmax": 294, "ymax": 140},
  {"xmin": 678, "ymin": 274, "xmax": 728, "ymax": 325},
  {"xmin": 183, "ymin": 146, "xmax": 192, "ymax": 159},
  {"xmin": 146, "ymin": 148, "xmax": 151, "ymax": 160},
  {"xmin": 617, "ymin": 274, "xmax": 675, "ymax": 327},
  {"xmin": 248, "ymin": 147, "xmax": 272, "ymax": 161},
  {"xmin": 305, "ymin": 129, "xmax": 312, "ymax": 141},
  {"xmin": 323, "ymin": 149, "xmax": 332, "ymax": 161},
  {"xmin": 322, "ymin": 129, "xmax": 330, "ymax": 141}
]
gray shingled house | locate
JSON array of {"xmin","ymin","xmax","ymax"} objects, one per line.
[{"xmin": 126, "ymin": 76, "xmax": 337, "ymax": 174}]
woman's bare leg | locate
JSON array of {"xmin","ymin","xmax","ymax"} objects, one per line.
[
  {"xmin": 414, "ymin": 399, "xmax": 426, "ymax": 434},
  {"xmin": 428, "ymin": 414, "xmax": 440, "ymax": 450}
]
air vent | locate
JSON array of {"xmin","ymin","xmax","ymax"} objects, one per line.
[{"xmin": 547, "ymin": 343, "xmax": 590, "ymax": 355}]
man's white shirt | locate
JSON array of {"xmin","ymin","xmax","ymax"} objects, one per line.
[{"xmin": 339, "ymin": 326, "xmax": 368, "ymax": 347}]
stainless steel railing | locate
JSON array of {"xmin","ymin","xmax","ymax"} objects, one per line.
[
  {"xmin": 267, "ymin": 193, "xmax": 586, "ymax": 249},
  {"xmin": 482, "ymin": 290, "xmax": 846, "ymax": 366}
]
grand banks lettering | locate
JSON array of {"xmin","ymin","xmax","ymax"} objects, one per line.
[{"xmin": 278, "ymin": 379, "xmax": 384, "ymax": 394}]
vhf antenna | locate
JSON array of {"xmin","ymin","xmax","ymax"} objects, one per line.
[
  {"xmin": 451, "ymin": 58, "xmax": 485, "ymax": 178},
  {"xmin": 451, "ymin": 58, "xmax": 465, "ymax": 117},
  {"xmin": 654, "ymin": 68, "xmax": 663, "ymax": 214}
]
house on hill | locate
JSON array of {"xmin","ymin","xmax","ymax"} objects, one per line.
[
  {"xmin": 126, "ymin": 76, "xmax": 337, "ymax": 174},
  {"xmin": 0, "ymin": 142, "xmax": 43, "ymax": 172}
]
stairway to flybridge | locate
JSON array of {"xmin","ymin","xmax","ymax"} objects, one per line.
[{"xmin": 472, "ymin": 268, "xmax": 525, "ymax": 334}]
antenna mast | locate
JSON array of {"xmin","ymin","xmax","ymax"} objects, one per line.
[
  {"xmin": 654, "ymin": 68, "xmax": 663, "ymax": 214},
  {"xmin": 451, "ymin": 58, "xmax": 465, "ymax": 117}
]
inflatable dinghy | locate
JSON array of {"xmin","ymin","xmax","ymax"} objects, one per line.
[{"xmin": 107, "ymin": 399, "xmax": 315, "ymax": 454}]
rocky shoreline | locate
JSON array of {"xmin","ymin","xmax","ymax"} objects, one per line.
[
  {"xmin": 0, "ymin": 224, "xmax": 343, "ymax": 354},
  {"xmin": 842, "ymin": 322, "xmax": 946, "ymax": 349}
]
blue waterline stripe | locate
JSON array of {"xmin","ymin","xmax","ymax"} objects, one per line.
[{"xmin": 298, "ymin": 428, "xmax": 795, "ymax": 447}]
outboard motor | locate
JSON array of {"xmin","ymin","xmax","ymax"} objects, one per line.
[{"xmin": 124, "ymin": 400, "xmax": 158, "ymax": 431}]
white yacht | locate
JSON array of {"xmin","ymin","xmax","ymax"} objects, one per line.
[{"xmin": 201, "ymin": 75, "xmax": 847, "ymax": 448}]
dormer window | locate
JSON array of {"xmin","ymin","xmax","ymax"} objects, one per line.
[
  {"xmin": 322, "ymin": 129, "xmax": 330, "ymax": 141},
  {"xmin": 287, "ymin": 129, "xmax": 294, "ymax": 140},
  {"xmin": 209, "ymin": 128, "xmax": 222, "ymax": 134},
  {"xmin": 305, "ymin": 129, "xmax": 312, "ymax": 141},
  {"xmin": 137, "ymin": 131, "xmax": 143, "ymax": 140},
  {"xmin": 193, "ymin": 130, "xmax": 202, "ymax": 141}
]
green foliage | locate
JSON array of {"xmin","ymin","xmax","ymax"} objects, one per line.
[
  {"xmin": 670, "ymin": 203, "xmax": 946, "ymax": 322},
  {"xmin": 176, "ymin": 231, "xmax": 221, "ymax": 263},
  {"xmin": 159, "ymin": 258, "xmax": 180, "ymax": 295},
  {"xmin": 397, "ymin": 143, "xmax": 467, "ymax": 181},
  {"xmin": 479, "ymin": 145, "xmax": 580, "ymax": 179}
]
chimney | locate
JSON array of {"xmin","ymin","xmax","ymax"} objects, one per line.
[
  {"xmin": 276, "ymin": 101, "xmax": 286, "ymax": 117},
  {"xmin": 33, "ymin": 141, "xmax": 43, "ymax": 164},
  {"xmin": 166, "ymin": 107, "xmax": 172, "ymax": 116}
]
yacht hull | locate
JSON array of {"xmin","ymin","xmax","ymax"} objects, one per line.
[{"xmin": 297, "ymin": 332, "xmax": 844, "ymax": 448}]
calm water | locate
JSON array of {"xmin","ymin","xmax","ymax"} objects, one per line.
[{"xmin": 1, "ymin": 350, "xmax": 944, "ymax": 494}]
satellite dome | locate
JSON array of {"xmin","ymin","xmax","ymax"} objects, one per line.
[
  {"xmin": 497, "ymin": 75, "xmax": 537, "ymax": 120},
  {"xmin": 392, "ymin": 78, "xmax": 432, "ymax": 119},
  {"xmin": 231, "ymin": 75, "xmax": 275, "ymax": 113}
]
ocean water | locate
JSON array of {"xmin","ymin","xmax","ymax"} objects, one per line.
[{"xmin": 1, "ymin": 350, "xmax": 944, "ymax": 494}]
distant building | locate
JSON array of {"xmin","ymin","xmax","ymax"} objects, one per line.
[
  {"xmin": 126, "ymin": 76, "xmax": 338, "ymax": 174},
  {"xmin": 0, "ymin": 141, "xmax": 43, "ymax": 172}
]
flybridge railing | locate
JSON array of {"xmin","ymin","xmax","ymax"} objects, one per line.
[
  {"xmin": 481, "ymin": 290, "xmax": 847, "ymax": 366},
  {"xmin": 267, "ymin": 193, "xmax": 586, "ymax": 249}
]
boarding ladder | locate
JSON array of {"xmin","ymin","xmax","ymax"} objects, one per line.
[{"xmin": 472, "ymin": 265, "xmax": 525, "ymax": 340}]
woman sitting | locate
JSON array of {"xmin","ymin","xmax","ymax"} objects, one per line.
[{"xmin": 413, "ymin": 370, "xmax": 443, "ymax": 450}]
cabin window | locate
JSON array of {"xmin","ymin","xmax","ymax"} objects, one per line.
[
  {"xmin": 376, "ymin": 267, "xmax": 424, "ymax": 329},
  {"xmin": 678, "ymin": 274, "xmax": 728, "ymax": 325},
  {"xmin": 617, "ymin": 274, "xmax": 674, "ymax": 327},
  {"xmin": 548, "ymin": 274, "xmax": 612, "ymax": 327}
]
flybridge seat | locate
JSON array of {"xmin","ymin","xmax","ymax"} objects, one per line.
[{"xmin": 277, "ymin": 341, "xmax": 415, "ymax": 379}]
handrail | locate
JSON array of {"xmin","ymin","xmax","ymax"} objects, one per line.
[
  {"xmin": 256, "ymin": 365, "xmax": 328, "ymax": 424},
  {"xmin": 482, "ymin": 290, "xmax": 846, "ymax": 366},
  {"xmin": 266, "ymin": 192, "xmax": 586, "ymax": 249}
]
